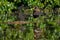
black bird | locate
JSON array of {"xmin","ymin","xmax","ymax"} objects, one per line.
[{"xmin": 33, "ymin": 7, "xmax": 43, "ymax": 18}]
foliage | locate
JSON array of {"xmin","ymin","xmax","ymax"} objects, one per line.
[{"xmin": 0, "ymin": 0, "xmax": 60, "ymax": 40}]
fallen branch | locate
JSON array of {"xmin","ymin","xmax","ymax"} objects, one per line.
[{"xmin": 0, "ymin": 21, "xmax": 30, "ymax": 24}]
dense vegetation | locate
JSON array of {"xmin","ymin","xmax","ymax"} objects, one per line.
[{"xmin": 0, "ymin": 0, "xmax": 60, "ymax": 40}]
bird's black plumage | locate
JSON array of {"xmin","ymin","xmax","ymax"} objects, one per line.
[{"xmin": 33, "ymin": 7, "xmax": 43, "ymax": 18}]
